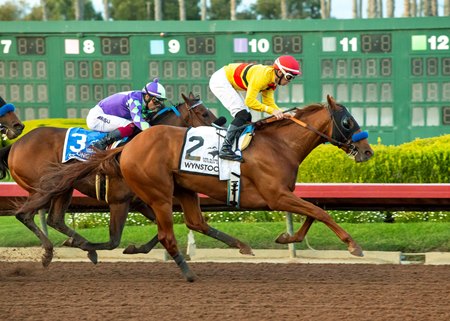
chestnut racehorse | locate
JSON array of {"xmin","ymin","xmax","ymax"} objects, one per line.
[
  {"xmin": 23, "ymin": 95, "xmax": 374, "ymax": 281},
  {"xmin": 0, "ymin": 93, "xmax": 251, "ymax": 267}
]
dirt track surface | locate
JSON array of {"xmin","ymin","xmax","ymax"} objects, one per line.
[{"xmin": 0, "ymin": 262, "xmax": 449, "ymax": 321}]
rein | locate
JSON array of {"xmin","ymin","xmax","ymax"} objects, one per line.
[
  {"xmin": 286, "ymin": 115, "xmax": 343, "ymax": 145},
  {"xmin": 257, "ymin": 105, "xmax": 358, "ymax": 151},
  {"xmin": 182, "ymin": 99, "xmax": 203, "ymax": 126}
]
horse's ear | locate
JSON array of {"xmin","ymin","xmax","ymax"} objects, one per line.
[
  {"xmin": 327, "ymin": 95, "xmax": 336, "ymax": 108},
  {"xmin": 181, "ymin": 93, "xmax": 189, "ymax": 103},
  {"xmin": 189, "ymin": 92, "xmax": 195, "ymax": 100}
]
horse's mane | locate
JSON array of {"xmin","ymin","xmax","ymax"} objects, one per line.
[
  {"xmin": 293, "ymin": 103, "xmax": 325, "ymax": 118},
  {"xmin": 256, "ymin": 103, "xmax": 325, "ymax": 130}
]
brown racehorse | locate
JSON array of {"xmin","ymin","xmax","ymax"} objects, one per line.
[
  {"xmin": 0, "ymin": 93, "xmax": 251, "ymax": 267},
  {"xmin": 23, "ymin": 95, "xmax": 374, "ymax": 281}
]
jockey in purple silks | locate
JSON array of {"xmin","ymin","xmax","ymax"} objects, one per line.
[{"xmin": 86, "ymin": 78, "xmax": 167, "ymax": 150}]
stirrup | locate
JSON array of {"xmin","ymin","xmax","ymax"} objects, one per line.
[
  {"xmin": 219, "ymin": 151, "xmax": 244, "ymax": 163},
  {"xmin": 93, "ymin": 137, "xmax": 116, "ymax": 150},
  {"xmin": 92, "ymin": 141, "xmax": 108, "ymax": 150}
]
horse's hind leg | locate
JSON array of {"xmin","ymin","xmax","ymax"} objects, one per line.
[
  {"xmin": 152, "ymin": 202, "xmax": 197, "ymax": 282},
  {"xmin": 120, "ymin": 159, "xmax": 196, "ymax": 281},
  {"xmin": 45, "ymin": 192, "xmax": 99, "ymax": 264},
  {"xmin": 123, "ymin": 203, "xmax": 159, "ymax": 254},
  {"xmin": 77, "ymin": 202, "xmax": 130, "ymax": 252},
  {"xmin": 15, "ymin": 207, "xmax": 54, "ymax": 267},
  {"xmin": 175, "ymin": 187, "xmax": 254, "ymax": 256},
  {"xmin": 287, "ymin": 216, "xmax": 315, "ymax": 243}
]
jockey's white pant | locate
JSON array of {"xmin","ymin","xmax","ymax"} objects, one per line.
[
  {"xmin": 209, "ymin": 67, "xmax": 249, "ymax": 117},
  {"xmin": 86, "ymin": 105, "xmax": 132, "ymax": 132}
]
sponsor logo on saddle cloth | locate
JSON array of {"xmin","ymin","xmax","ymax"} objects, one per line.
[
  {"xmin": 179, "ymin": 125, "xmax": 254, "ymax": 207},
  {"xmin": 62, "ymin": 127, "xmax": 124, "ymax": 162}
]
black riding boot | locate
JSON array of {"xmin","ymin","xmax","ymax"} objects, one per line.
[
  {"xmin": 219, "ymin": 124, "xmax": 243, "ymax": 162},
  {"xmin": 92, "ymin": 129, "xmax": 122, "ymax": 150}
]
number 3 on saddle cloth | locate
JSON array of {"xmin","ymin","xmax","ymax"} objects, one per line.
[
  {"xmin": 62, "ymin": 127, "xmax": 128, "ymax": 162},
  {"xmin": 179, "ymin": 125, "xmax": 254, "ymax": 207}
]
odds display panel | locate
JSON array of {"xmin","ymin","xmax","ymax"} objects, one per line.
[{"xmin": 0, "ymin": 17, "xmax": 449, "ymax": 145}]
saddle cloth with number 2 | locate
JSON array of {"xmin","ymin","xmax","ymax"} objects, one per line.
[{"xmin": 179, "ymin": 125, "xmax": 254, "ymax": 180}]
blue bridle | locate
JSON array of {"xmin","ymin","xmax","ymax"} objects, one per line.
[{"xmin": 155, "ymin": 105, "xmax": 181, "ymax": 118}]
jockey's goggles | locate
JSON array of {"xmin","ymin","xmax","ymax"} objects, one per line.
[
  {"xmin": 281, "ymin": 69, "xmax": 296, "ymax": 81},
  {"xmin": 144, "ymin": 89, "xmax": 165, "ymax": 107},
  {"xmin": 151, "ymin": 96, "xmax": 164, "ymax": 106}
]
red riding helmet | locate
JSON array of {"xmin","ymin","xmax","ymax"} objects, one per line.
[{"xmin": 273, "ymin": 55, "xmax": 302, "ymax": 76}]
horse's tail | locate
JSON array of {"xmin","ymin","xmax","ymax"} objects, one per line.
[
  {"xmin": 0, "ymin": 144, "xmax": 11, "ymax": 180},
  {"xmin": 21, "ymin": 147, "xmax": 124, "ymax": 214},
  {"xmin": 95, "ymin": 148, "xmax": 124, "ymax": 178}
]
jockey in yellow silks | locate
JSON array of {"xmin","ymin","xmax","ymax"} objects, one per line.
[{"xmin": 209, "ymin": 55, "xmax": 301, "ymax": 162}]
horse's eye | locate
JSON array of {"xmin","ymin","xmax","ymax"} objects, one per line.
[{"xmin": 342, "ymin": 117, "xmax": 351, "ymax": 130}]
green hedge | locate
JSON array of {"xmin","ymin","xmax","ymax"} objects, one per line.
[{"xmin": 297, "ymin": 134, "xmax": 450, "ymax": 183}]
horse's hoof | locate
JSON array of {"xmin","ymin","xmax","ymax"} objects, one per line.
[
  {"xmin": 123, "ymin": 245, "xmax": 137, "ymax": 254},
  {"xmin": 185, "ymin": 271, "xmax": 198, "ymax": 283},
  {"xmin": 41, "ymin": 250, "xmax": 54, "ymax": 268},
  {"xmin": 239, "ymin": 245, "xmax": 254, "ymax": 256},
  {"xmin": 275, "ymin": 232, "xmax": 290, "ymax": 244},
  {"xmin": 349, "ymin": 245, "xmax": 364, "ymax": 257},
  {"xmin": 87, "ymin": 250, "xmax": 98, "ymax": 264}
]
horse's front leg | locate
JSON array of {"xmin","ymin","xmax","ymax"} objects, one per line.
[
  {"xmin": 268, "ymin": 192, "xmax": 363, "ymax": 257},
  {"xmin": 276, "ymin": 216, "xmax": 315, "ymax": 244},
  {"xmin": 175, "ymin": 188, "xmax": 253, "ymax": 256}
]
